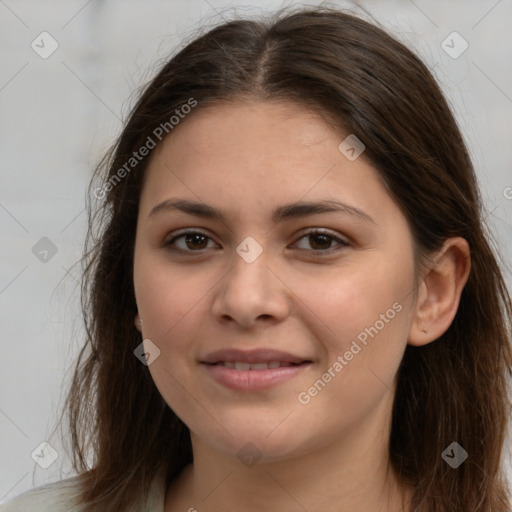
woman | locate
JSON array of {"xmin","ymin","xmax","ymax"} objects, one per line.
[{"xmin": 2, "ymin": 6, "xmax": 511, "ymax": 512}]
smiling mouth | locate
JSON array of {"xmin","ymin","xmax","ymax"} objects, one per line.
[
  {"xmin": 200, "ymin": 348, "xmax": 313, "ymax": 390},
  {"xmin": 202, "ymin": 359, "xmax": 312, "ymax": 391},
  {"xmin": 207, "ymin": 361, "xmax": 306, "ymax": 371}
]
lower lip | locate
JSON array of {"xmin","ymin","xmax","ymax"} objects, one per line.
[{"xmin": 202, "ymin": 363, "xmax": 311, "ymax": 391}]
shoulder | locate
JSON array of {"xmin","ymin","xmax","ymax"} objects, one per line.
[
  {"xmin": 0, "ymin": 476, "xmax": 84, "ymax": 512},
  {"xmin": 1, "ymin": 469, "xmax": 167, "ymax": 512}
]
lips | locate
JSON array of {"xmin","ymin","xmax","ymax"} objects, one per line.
[
  {"xmin": 200, "ymin": 348, "xmax": 312, "ymax": 391},
  {"xmin": 219, "ymin": 361, "xmax": 296, "ymax": 371},
  {"xmin": 201, "ymin": 348, "xmax": 309, "ymax": 366}
]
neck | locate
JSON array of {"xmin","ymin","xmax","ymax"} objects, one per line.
[{"xmin": 165, "ymin": 397, "xmax": 412, "ymax": 512}]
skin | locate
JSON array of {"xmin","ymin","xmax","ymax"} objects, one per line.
[{"xmin": 133, "ymin": 99, "xmax": 470, "ymax": 511}]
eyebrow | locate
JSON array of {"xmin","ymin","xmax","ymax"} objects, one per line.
[{"xmin": 148, "ymin": 198, "xmax": 376, "ymax": 225}]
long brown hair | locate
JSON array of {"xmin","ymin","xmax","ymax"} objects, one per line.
[{"xmin": 64, "ymin": 6, "xmax": 512, "ymax": 511}]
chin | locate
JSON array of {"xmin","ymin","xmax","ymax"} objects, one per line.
[{"xmin": 192, "ymin": 418, "xmax": 316, "ymax": 465}]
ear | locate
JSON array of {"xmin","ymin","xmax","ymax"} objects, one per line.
[
  {"xmin": 134, "ymin": 313, "xmax": 142, "ymax": 332},
  {"xmin": 408, "ymin": 237, "xmax": 471, "ymax": 346}
]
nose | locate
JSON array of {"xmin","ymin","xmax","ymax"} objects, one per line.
[{"xmin": 211, "ymin": 245, "xmax": 290, "ymax": 330}]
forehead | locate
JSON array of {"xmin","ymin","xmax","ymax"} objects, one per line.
[
  {"xmin": 144, "ymin": 101, "xmax": 367, "ymax": 186},
  {"xmin": 139, "ymin": 100, "xmax": 402, "ymax": 231}
]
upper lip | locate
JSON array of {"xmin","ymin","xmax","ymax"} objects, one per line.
[{"xmin": 201, "ymin": 348, "xmax": 310, "ymax": 364}]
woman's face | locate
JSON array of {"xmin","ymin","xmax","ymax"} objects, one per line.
[{"xmin": 133, "ymin": 100, "xmax": 419, "ymax": 462}]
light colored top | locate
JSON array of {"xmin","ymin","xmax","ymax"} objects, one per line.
[{"xmin": 0, "ymin": 471, "xmax": 166, "ymax": 512}]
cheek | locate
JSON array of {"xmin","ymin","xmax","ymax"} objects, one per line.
[
  {"xmin": 134, "ymin": 255, "xmax": 205, "ymax": 342},
  {"xmin": 297, "ymin": 256, "xmax": 412, "ymax": 351},
  {"xmin": 295, "ymin": 254, "xmax": 414, "ymax": 419},
  {"xmin": 133, "ymin": 259, "xmax": 214, "ymax": 425},
  {"xmin": 290, "ymin": 269, "xmax": 411, "ymax": 444}
]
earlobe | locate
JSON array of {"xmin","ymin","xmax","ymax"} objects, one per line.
[
  {"xmin": 408, "ymin": 237, "xmax": 471, "ymax": 347},
  {"xmin": 134, "ymin": 313, "xmax": 143, "ymax": 332}
]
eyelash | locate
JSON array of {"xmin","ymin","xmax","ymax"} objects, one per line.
[{"xmin": 163, "ymin": 228, "xmax": 350, "ymax": 256}]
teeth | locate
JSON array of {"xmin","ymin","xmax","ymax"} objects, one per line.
[
  {"xmin": 251, "ymin": 363, "xmax": 269, "ymax": 370},
  {"xmin": 220, "ymin": 361, "xmax": 294, "ymax": 371}
]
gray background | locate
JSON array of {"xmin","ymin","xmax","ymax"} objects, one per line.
[{"xmin": 1, "ymin": 0, "xmax": 511, "ymax": 501}]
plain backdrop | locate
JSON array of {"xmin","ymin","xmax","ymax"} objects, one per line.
[{"xmin": 1, "ymin": 0, "xmax": 511, "ymax": 502}]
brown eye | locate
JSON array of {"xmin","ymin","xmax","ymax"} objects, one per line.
[
  {"xmin": 183, "ymin": 233, "xmax": 208, "ymax": 250},
  {"xmin": 165, "ymin": 231, "xmax": 217, "ymax": 252},
  {"xmin": 293, "ymin": 229, "xmax": 349, "ymax": 253},
  {"xmin": 308, "ymin": 233, "xmax": 333, "ymax": 250}
]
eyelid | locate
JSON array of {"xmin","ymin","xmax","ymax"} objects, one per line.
[
  {"xmin": 163, "ymin": 227, "xmax": 350, "ymax": 254},
  {"xmin": 294, "ymin": 227, "xmax": 349, "ymax": 242},
  {"xmin": 291, "ymin": 228, "xmax": 350, "ymax": 253},
  {"xmin": 163, "ymin": 228, "xmax": 217, "ymax": 249}
]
